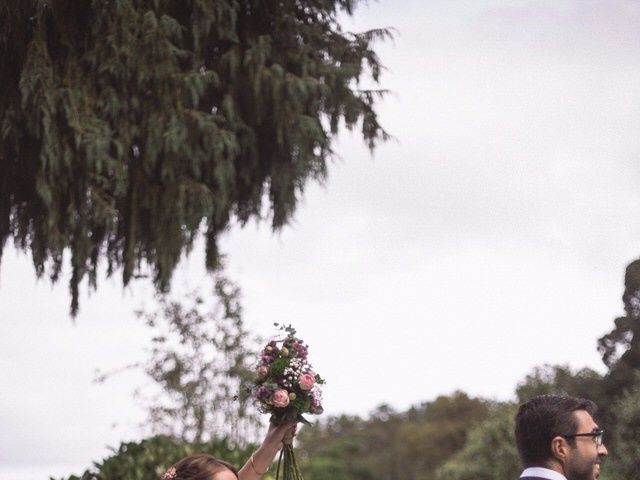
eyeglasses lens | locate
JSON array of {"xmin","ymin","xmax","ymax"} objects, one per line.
[{"xmin": 594, "ymin": 432, "xmax": 603, "ymax": 446}]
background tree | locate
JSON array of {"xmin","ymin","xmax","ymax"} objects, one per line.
[
  {"xmin": 0, "ymin": 0, "xmax": 390, "ymax": 315},
  {"xmin": 299, "ymin": 414, "xmax": 377, "ymax": 480},
  {"xmin": 392, "ymin": 392, "xmax": 492, "ymax": 480},
  {"xmin": 435, "ymin": 404, "xmax": 520, "ymax": 480},
  {"xmin": 598, "ymin": 258, "xmax": 640, "ymax": 394},
  {"xmin": 297, "ymin": 393, "xmax": 491, "ymax": 480},
  {"xmin": 514, "ymin": 364, "xmax": 605, "ymax": 405},
  {"xmin": 57, "ymin": 435, "xmax": 255, "ymax": 480},
  {"xmin": 96, "ymin": 273, "xmax": 259, "ymax": 445},
  {"xmin": 605, "ymin": 385, "xmax": 640, "ymax": 480}
]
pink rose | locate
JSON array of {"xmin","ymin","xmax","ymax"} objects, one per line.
[
  {"xmin": 298, "ymin": 373, "xmax": 315, "ymax": 391},
  {"xmin": 257, "ymin": 365, "xmax": 268, "ymax": 378},
  {"xmin": 272, "ymin": 389, "xmax": 290, "ymax": 408}
]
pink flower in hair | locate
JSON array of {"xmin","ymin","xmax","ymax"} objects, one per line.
[{"xmin": 161, "ymin": 466, "xmax": 177, "ymax": 480}]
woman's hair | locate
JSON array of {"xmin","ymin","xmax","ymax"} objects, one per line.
[{"xmin": 161, "ymin": 454, "xmax": 239, "ymax": 480}]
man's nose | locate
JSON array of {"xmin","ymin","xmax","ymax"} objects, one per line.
[{"xmin": 598, "ymin": 443, "xmax": 608, "ymax": 457}]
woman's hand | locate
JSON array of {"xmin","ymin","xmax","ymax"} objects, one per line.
[{"xmin": 264, "ymin": 422, "xmax": 297, "ymax": 451}]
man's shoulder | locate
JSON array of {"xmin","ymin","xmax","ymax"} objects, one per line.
[{"xmin": 520, "ymin": 477, "xmax": 551, "ymax": 480}]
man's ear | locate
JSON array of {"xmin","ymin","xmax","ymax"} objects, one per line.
[{"xmin": 550, "ymin": 436, "xmax": 570, "ymax": 463}]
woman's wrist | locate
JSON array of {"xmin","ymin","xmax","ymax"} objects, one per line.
[
  {"xmin": 249, "ymin": 453, "xmax": 269, "ymax": 476},
  {"xmin": 246, "ymin": 448, "xmax": 276, "ymax": 477}
]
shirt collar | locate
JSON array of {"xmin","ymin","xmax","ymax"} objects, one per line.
[{"xmin": 520, "ymin": 467, "xmax": 567, "ymax": 480}]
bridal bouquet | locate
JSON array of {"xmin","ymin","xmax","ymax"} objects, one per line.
[{"xmin": 253, "ymin": 324, "xmax": 324, "ymax": 480}]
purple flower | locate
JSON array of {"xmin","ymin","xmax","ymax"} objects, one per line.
[
  {"xmin": 256, "ymin": 386, "xmax": 271, "ymax": 401},
  {"xmin": 309, "ymin": 392, "xmax": 323, "ymax": 414},
  {"xmin": 293, "ymin": 341, "xmax": 308, "ymax": 359}
]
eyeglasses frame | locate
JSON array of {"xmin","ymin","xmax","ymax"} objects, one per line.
[{"xmin": 561, "ymin": 429, "xmax": 605, "ymax": 446}]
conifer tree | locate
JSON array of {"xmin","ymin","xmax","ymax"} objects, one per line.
[
  {"xmin": 598, "ymin": 259, "xmax": 640, "ymax": 392},
  {"xmin": 0, "ymin": 0, "xmax": 389, "ymax": 315}
]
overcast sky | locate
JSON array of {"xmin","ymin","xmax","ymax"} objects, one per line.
[{"xmin": 3, "ymin": 1, "xmax": 640, "ymax": 479}]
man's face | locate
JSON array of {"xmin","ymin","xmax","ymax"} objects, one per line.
[{"xmin": 564, "ymin": 410, "xmax": 608, "ymax": 480}]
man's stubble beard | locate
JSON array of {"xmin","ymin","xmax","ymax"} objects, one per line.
[{"xmin": 565, "ymin": 456, "xmax": 600, "ymax": 480}]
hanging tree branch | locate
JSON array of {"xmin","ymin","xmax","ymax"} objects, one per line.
[{"xmin": 0, "ymin": 0, "xmax": 390, "ymax": 315}]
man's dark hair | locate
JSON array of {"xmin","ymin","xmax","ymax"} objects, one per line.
[{"xmin": 514, "ymin": 394, "xmax": 597, "ymax": 467}]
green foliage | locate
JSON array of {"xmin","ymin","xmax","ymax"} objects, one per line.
[
  {"xmin": 515, "ymin": 364, "xmax": 605, "ymax": 405},
  {"xmin": 297, "ymin": 411, "xmax": 395, "ymax": 480},
  {"xmin": 269, "ymin": 357, "xmax": 290, "ymax": 377},
  {"xmin": 605, "ymin": 386, "xmax": 640, "ymax": 480},
  {"xmin": 598, "ymin": 258, "xmax": 640, "ymax": 396},
  {"xmin": 435, "ymin": 404, "xmax": 520, "ymax": 480},
  {"xmin": 393, "ymin": 393, "xmax": 492, "ymax": 480},
  {"xmin": 54, "ymin": 435, "xmax": 255, "ymax": 480},
  {"xmin": 96, "ymin": 273, "xmax": 259, "ymax": 444},
  {"xmin": 0, "ymin": 0, "xmax": 390, "ymax": 315},
  {"xmin": 303, "ymin": 448, "xmax": 376, "ymax": 480},
  {"xmin": 290, "ymin": 395, "xmax": 311, "ymax": 413},
  {"xmin": 297, "ymin": 393, "xmax": 492, "ymax": 480}
]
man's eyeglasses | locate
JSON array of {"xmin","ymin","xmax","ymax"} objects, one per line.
[{"xmin": 562, "ymin": 429, "xmax": 605, "ymax": 446}]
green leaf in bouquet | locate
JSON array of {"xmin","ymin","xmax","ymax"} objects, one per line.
[
  {"xmin": 269, "ymin": 358, "xmax": 290, "ymax": 376},
  {"xmin": 291, "ymin": 395, "xmax": 311, "ymax": 413},
  {"xmin": 270, "ymin": 410, "xmax": 299, "ymax": 424}
]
